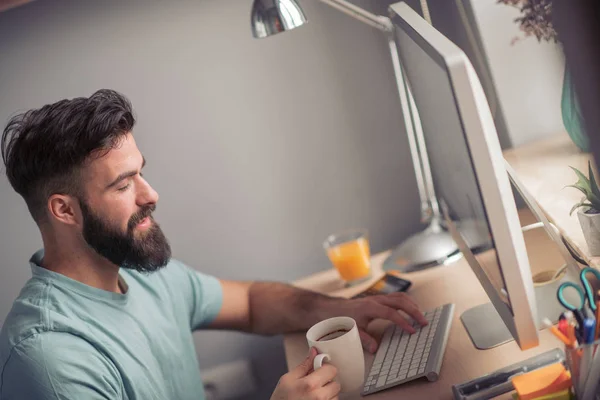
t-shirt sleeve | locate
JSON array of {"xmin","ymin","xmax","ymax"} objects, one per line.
[
  {"xmin": 168, "ymin": 260, "xmax": 223, "ymax": 330},
  {"xmin": 1, "ymin": 332, "xmax": 122, "ymax": 400}
]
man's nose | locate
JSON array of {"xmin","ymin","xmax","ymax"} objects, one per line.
[{"xmin": 138, "ymin": 178, "xmax": 159, "ymax": 206}]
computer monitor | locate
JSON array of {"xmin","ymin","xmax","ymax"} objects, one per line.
[{"xmin": 388, "ymin": 1, "xmax": 542, "ymax": 350}]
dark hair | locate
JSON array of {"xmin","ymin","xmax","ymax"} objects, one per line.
[{"xmin": 1, "ymin": 89, "xmax": 135, "ymax": 223}]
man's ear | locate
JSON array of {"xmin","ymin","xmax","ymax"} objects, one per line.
[{"xmin": 47, "ymin": 194, "xmax": 80, "ymax": 226}]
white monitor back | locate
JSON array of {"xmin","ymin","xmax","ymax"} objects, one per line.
[{"xmin": 389, "ymin": 2, "xmax": 539, "ymax": 349}]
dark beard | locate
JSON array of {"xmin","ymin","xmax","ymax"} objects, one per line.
[{"xmin": 79, "ymin": 200, "xmax": 172, "ymax": 273}]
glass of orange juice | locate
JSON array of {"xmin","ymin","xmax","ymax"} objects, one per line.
[{"xmin": 324, "ymin": 230, "xmax": 372, "ymax": 286}]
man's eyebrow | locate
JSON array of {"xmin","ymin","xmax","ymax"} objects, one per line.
[{"xmin": 105, "ymin": 156, "xmax": 146, "ymax": 189}]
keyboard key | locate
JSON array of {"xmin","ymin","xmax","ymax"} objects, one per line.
[
  {"xmin": 398, "ymin": 372, "xmax": 407, "ymax": 380},
  {"xmin": 408, "ymin": 369, "xmax": 418, "ymax": 378},
  {"xmin": 418, "ymin": 367, "xmax": 425, "ymax": 374},
  {"xmin": 376, "ymin": 375, "xmax": 387, "ymax": 388}
]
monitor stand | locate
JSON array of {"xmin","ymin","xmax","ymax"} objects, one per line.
[
  {"xmin": 462, "ymin": 276, "xmax": 579, "ymax": 350},
  {"xmin": 461, "ymin": 302, "xmax": 513, "ymax": 350},
  {"xmin": 461, "ymin": 223, "xmax": 581, "ymax": 350}
]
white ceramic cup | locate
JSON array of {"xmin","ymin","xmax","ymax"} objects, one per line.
[{"xmin": 306, "ymin": 316, "xmax": 365, "ymax": 393}]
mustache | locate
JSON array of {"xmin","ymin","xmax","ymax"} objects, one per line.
[{"xmin": 127, "ymin": 204, "xmax": 156, "ymax": 232}]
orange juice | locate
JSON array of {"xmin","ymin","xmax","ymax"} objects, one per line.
[{"xmin": 326, "ymin": 237, "xmax": 371, "ymax": 282}]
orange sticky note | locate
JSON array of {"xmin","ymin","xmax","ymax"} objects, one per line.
[{"xmin": 511, "ymin": 363, "xmax": 572, "ymax": 400}]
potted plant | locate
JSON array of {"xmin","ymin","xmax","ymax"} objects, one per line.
[
  {"xmin": 497, "ymin": 0, "xmax": 589, "ymax": 152},
  {"xmin": 568, "ymin": 161, "xmax": 600, "ymax": 255}
]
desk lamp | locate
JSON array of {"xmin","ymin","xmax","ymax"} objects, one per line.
[{"xmin": 250, "ymin": 0, "xmax": 461, "ymax": 272}]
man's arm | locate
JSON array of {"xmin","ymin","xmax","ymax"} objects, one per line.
[
  {"xmin": 208, "ymin": 280, "xmax": 427, "ymax": 353},
  {"xmin": 207, "ymin": 281, "xmax": 332, "ymax": 333}
]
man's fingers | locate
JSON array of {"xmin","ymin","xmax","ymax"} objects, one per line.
[
  {"xmin": 311, "ymin": 381, "xmax": 341, "ymax": 400},
  {"xmin": 388, "ymin": 292, "xmax": 419, "ymax": 309},
  {"xmin": 371, "ymin": 303, "xmax": 416, "ymax": 333},
  {"xmin": 373, "ymin": 295, "xmax": 428, "ymax": 326},
  {"xmin": 303, "ymin": 364, "xmax": 338, "ymax": 390},
  {"xmin": 358, "ymin": 329, "xmax": 379, "ymax": 354},
  {"xmin": 289, "ymin": 347, "xmax": 318, "ymax": 379}
]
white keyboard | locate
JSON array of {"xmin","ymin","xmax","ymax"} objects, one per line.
[{"xmin": 362, "ymin": 303, "xmax": 455, "ymax": 395}]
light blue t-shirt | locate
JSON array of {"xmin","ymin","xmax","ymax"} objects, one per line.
[{"xmin": 0, "ymin": 250, "xmax": 223, "ymax": 400}]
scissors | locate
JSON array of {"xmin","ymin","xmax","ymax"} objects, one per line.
[{"xmin": 557, "ymin": 267, "xmax": 600, "ymax": 328}]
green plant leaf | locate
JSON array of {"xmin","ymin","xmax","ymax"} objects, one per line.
[
  {"xmin": 569, "ymin": 166, "xmax": 593, "ymax": 198},
  {"xmin": 589, "ymin": 161, "xmax": 600, "ymax": 200},
  {"xmin": 591, "ymin": 198, "xmax": 600, "ymax": 213},
  {"xmin": 570, "ymin": 200, "xmax": 594, "ymax": 215},
  {"xmin": 565, "ymin": 184, "xmax": 591, "ymax": 198}
]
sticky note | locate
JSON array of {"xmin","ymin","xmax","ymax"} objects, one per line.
[
  {"xmin": 511, "ymin": 363, "xmax": 572, "ymax": 400},
  {"xmin": 531, "ymin": 389, "xmax": 571, "ymax": 400},
  {"xmin": 511, "ymin": 390, "xmax": 572, "ymax": 400}
]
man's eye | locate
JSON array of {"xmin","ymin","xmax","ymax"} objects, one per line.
[{"xmin": 117, "ymin": 184, "xmax": 130, "ymax": 192}]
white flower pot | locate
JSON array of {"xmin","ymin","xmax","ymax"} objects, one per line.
[{"xmin": 577, "ymin": 208, "xmax": 600, "ymax": 256}]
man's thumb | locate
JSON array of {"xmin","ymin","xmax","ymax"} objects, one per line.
[{"xmin": 290, "ymin": 347, "xmax": 318, "ymax": 378}]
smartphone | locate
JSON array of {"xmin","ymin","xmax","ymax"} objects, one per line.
[{"xmin": 352, "ymin": 271, "xmax": 412, "ymax": 298}]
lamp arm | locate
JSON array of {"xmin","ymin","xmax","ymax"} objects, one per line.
[
  {"xmin": 387, "ymin": 34, "xmax": 438, "ymax": 221},
  {"xmin": 318, "ymin": 0, "xmax": 392, "ymax": 32}
]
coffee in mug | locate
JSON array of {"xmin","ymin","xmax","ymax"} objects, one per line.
[
  {"xmin": 306, "ymin": 317, "xmax": 364, "ymax": 393},
  {"xmin": 317, "ymin": 329, "xmax": 349, "ymax": 342}
]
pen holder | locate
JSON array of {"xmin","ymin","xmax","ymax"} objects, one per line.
[{"xmin": 566, "ymin": 340, "xmax": 600, "ymax": 400}]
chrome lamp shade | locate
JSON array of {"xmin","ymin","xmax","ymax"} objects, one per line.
[{"xmin": 251, "ymin": 0, "xmax": 308, "ymax": 38}]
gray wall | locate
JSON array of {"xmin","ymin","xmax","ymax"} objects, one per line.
[{"xmin": 0, "ymin": 0, "xmax": 422, "ymax": 397}]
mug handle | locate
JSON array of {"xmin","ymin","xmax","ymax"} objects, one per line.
[{"xmin": 314, "ymin": 353, "xmax": 331, "ymax": 371}]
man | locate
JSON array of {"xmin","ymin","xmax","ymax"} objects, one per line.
[{"xmin": 0, "ymin": 90, "xmax": 426, "ymax": 400}]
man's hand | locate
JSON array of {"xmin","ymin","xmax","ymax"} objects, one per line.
[
  {"xmin": 271, "ymin": 348, "xmax": 341, "ymax": 400},
  {"xmin": 332, "ymin": 292, "xmax": 428, "ymax": 354}
]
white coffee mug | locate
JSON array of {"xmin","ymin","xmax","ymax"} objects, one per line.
[{"xmin": 306, "ymin": 316, "xmax": 365, "ymax": 392}]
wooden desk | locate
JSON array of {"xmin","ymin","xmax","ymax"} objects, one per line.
[
  {"xmin": 504, "ymin": 132, "xmax": 599, "ymax": 268},
  {"xmin": 283, "ymin": 248, "xmax": 563, "ymax": 399}
]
